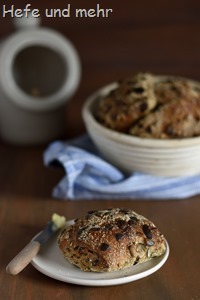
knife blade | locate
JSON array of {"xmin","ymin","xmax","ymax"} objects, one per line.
[{"xmin": 6, "ymin": 213, "xmax": 66, "ymax": 275}]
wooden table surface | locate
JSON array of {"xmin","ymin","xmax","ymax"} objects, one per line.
[{"xmin": 1, "ymin": 1, "xmax": 200, "ymax": 299}]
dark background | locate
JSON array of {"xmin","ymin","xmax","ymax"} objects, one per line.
[
  {"xmin": 1, "ymin": 0, "xmax": 200, "ymax": 139},
  {"xmin": 1, "ymin": 3, "xmax": 200, "ymax": 299}
]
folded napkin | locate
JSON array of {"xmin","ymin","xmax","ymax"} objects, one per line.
[{"xmin": 43, "ymin": 134, "xmax": 200, "ymax": 200}]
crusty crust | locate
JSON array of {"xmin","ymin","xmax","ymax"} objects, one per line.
[
  {"xmin": 96, "ymin": 73, "xmax": 157, "ymax": 132},
  {"xmin": 130, "ymin": 96, "xmax": 200, "ymax": 138},
  {"xmin": 96, "ymin": 73, "xmax": 200, "ymax": 139},
  {"xmin": 58, "ymin": 208, "xmax": 166, "ymax": 272}
]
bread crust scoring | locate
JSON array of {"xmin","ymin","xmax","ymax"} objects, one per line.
[{"xmin": 58, "ymin": 208, "xmax": 166, "ymax": 272}]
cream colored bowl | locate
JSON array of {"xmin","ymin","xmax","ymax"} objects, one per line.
[{"xmin": 82, "ymin": 81, "xmax": 200, "ymax": 177}]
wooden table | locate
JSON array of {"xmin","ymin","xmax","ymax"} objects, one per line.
[{"xmin": 1, "ymin": 1, "xmax": 200, "ymax": 299}]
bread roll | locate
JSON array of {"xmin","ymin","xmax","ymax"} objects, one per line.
[
  {"xmin": 96, "ymin": 73, "xmax": 157, "ymax": 132},
  {"xmin": 58, "ymin": 208, "xmax": 166, "ymax": 272},
  {"xmin": 96, "ymin": 73, "xmax": 200, "ymax": 139},
  {"xmin": 130, "ymin": 78, "xmax": 200, "ymax": 138}
]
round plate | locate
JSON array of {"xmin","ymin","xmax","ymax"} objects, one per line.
[{"xmin": 31, "ymin": 220, "xmax": 169, "ymax": 286}]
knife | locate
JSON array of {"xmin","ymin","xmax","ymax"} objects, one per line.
[{"xmin": 6, "ymin": 213, "xmax": 66, "ymax": 275}]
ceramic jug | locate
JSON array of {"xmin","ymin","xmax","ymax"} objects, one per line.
[{"xmin": 0, "ymin": 15, "xmax": 81, "ymax": 144}]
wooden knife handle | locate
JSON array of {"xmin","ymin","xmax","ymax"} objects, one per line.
[{"xmin": 6, "ymin": 240, "xmax": 41, "ymax": 275}]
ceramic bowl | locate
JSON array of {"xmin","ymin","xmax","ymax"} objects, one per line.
[{"xmin": 82, "ymin": 80, "xmax": 200, "ymax": 177}]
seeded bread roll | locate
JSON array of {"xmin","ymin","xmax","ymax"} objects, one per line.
[
  {"xmin": 130, "ymin": 79, "xmax": 200, "ymax": 138},
  {"xmin": 96, "ymin": 73, "xmax": 200, "ymax": 138},
  {"xmin": 58, "ymin": 208, "xmax": 166, "ymax": 272},
  {"xmin": 96, "ymin": 73, "xmax": 157, "ymax": 132}
]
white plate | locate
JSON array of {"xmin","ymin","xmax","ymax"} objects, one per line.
[{"xmin": 31, "ymin": 220, "xmax": 169, "ymax": 286}]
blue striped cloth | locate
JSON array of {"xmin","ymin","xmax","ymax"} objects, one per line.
[{"xmin": 43, "ymin": 134, "xmax": 200, "ymax": 200}]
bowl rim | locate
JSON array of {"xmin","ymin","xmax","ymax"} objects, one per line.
[{"xmin": 82, "ymin": 76, "xmax": 200, "ymax": 149}]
